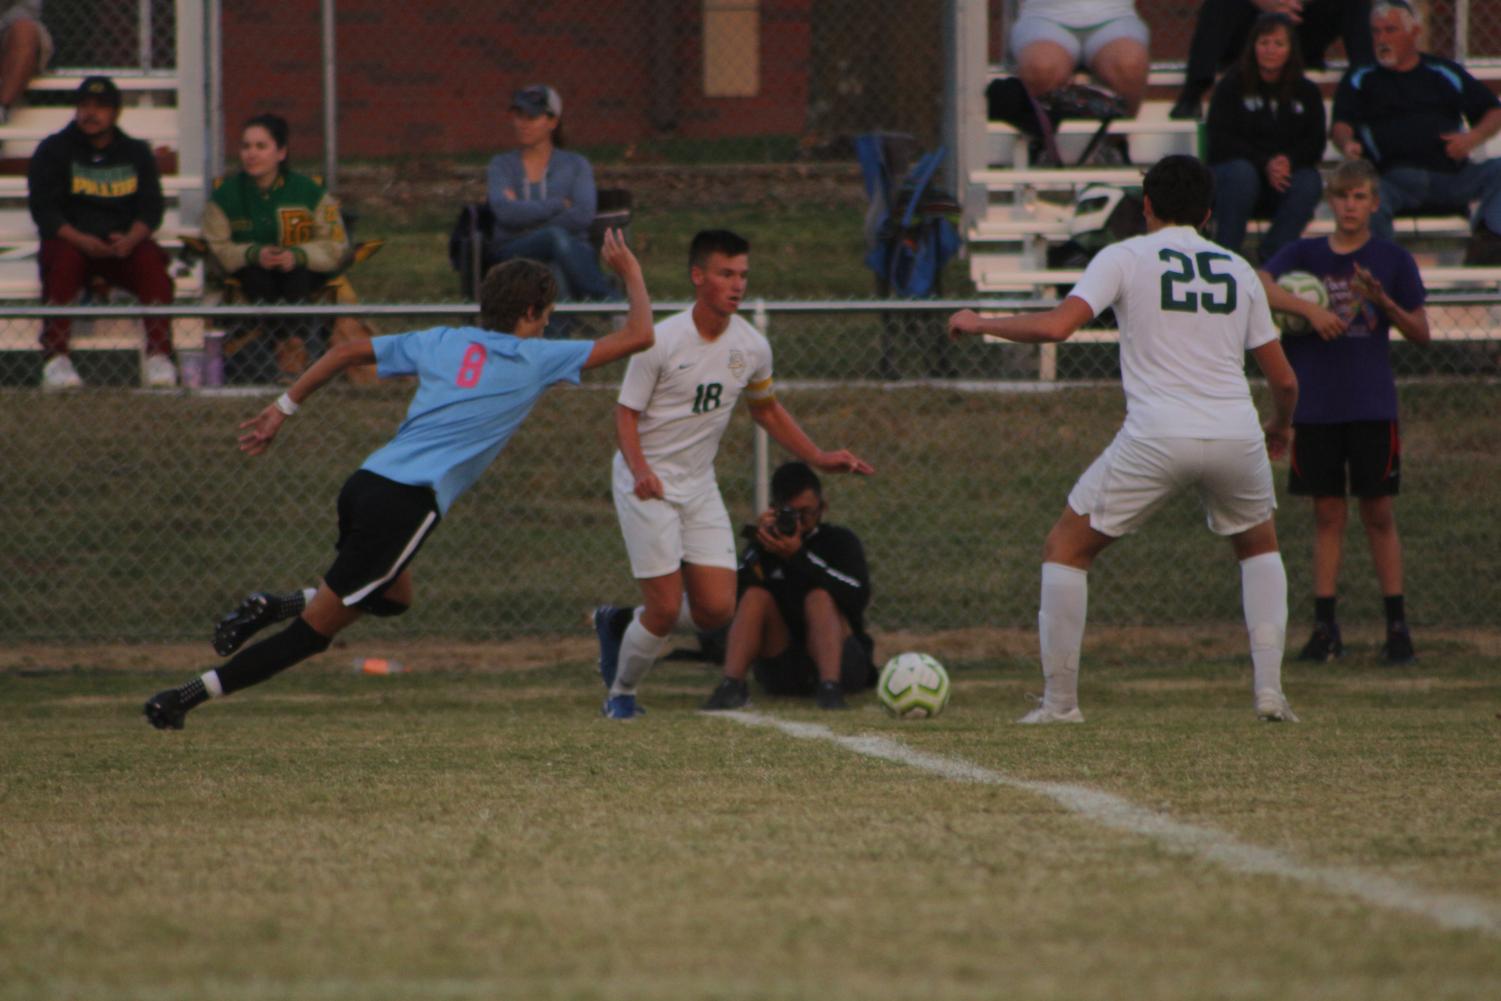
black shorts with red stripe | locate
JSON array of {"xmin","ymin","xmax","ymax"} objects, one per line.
[{"xmin": 1288, "ymin": 420, "xmax": 1401, "ymax": 498}]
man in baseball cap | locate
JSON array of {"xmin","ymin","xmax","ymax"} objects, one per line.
[
  {"xmin": 28, "ymin": 71, "xmax": 177, "ymax": 389},
  {"xmin": 76, "ymin": 74, "xmax": 122, "ymax": 107}
]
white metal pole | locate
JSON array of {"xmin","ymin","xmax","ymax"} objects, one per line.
[
  {"xmin": 1455, "ymin": 0, "xmax": 1470, "ymax": 61},
  {"xmin": 206, "ymin": 0, "xmax": 223, "ymax": 182},
  {"xmin": 139, "ymin": 0, "xmax": 152, "ymax": 70},
  {"xmin": 752, "ymin": 298, "xmax": 771, "ymax": 512},
  {"xmin": 322, "ymin": 0, "xmax": 338, "ymax": 192}
]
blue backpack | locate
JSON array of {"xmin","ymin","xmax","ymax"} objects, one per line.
[{"xmin": 856, "ymin": 134, "xmax": 961, "ymax": 298}]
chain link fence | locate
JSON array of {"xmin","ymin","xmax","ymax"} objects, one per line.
[
  {"xmin": 2, "ymin": 2, "xmax": 1500, "ymax": 643},
  {"xmin": 3, "ymin": 299, "xmax": 1498, "ymax": 644}
]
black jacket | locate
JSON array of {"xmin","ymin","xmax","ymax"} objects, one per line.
[
  {"xmin": 1206, "ymin": 69, "xmax": 1327, "ymax": 171},
  {"xmin": 739, "ymin": 522, "xmax": 870, "ymax": 638},
  {"xmin": 28, "ymin": 122, "xmax": 165, "ymax": 240}
]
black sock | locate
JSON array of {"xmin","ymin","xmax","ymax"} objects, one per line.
[
  {"xmin": 217, "ymin": 618, "xmax": 332, "ymax": 696},
  {"xmin": 268, "ymin": 589, "xmax": 308, "ymax": 623},
  {"xmin": 1384, "ymin": 595, "xmax": 1406, "ymax": 629},
  {"xmin": 174, "ymin": 676, "xmax": 209, "ymax": 711},
  {"xmin": 1314, "ymin": 596, "xmax": 1337, "ymax": 625}
]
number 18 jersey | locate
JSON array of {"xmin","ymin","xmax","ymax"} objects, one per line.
[
  {"xmin": 1068, "ymin": 224, "xmax": 1278, "ymax": 441},
  {"xmin": 615, "ymin": 309, "xmax": 774, "ymax": 500}
]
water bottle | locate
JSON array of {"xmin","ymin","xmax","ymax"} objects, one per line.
[{"xmin": 202, "ymin": 330, "xmax": 225, "ymax": 387}]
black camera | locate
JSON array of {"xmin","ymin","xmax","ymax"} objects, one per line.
[{"xmin": 774, "ymin": 506, "xmax": 799, "ymax": 537}]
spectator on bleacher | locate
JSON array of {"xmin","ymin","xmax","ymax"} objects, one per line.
[
  {"xmin": 202, "ymin": 113, "xmax": 350, "ymax": 383},
  {"xmin": 0, "ymin": 1, "xmax": 48, "ymax": 125},
  {"xmin": 1171, "ymin": 0, "xmax": 1374, "ymax": 121},
  {"xmin": 28, "ymin": 75, "xmax": 175, "ymax": 390},
  {"xmin": 1009, "ymin": 0, "xmax": 1150, "ymax": 118},
  {"xmin": 485, "ymin": 84, "xmax": 612, "ymax": 301},
  {"xmin": 1257, "ymin": 158, "xmax": 1429, "ymax": 664},
  {"xmin": 1207, "ymin": 13, "xmax": 1325, "ymax": 262},
  {"xmin": 1330, "ymin": 0, "xmax": 1501, "ymax": 259}
]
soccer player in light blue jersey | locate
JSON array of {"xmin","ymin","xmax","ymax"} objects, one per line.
[{"xmin": 144, "ymin": 231, "xmax": 652, "ymax": 730}]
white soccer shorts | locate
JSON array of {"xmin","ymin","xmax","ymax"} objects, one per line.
[
  {"xmin": 1068, "ymin": 432, "xmax": 1276, "ymax": 538},
  {"xmin": 612, "ymin": 475, "xmax": 737, "ymax": 579}
]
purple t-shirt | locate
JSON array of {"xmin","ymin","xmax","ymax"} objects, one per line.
[{"xmin": 1262, "ymin": 236, "xmax": 1425, "ymax": 424}]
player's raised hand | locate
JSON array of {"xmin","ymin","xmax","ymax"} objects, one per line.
[
  {"xmin": 600, "ymin": 229, "xmax": 640, "ymax": 280},
  {"xmin": 948, "ymin": 309, "xmax": 984, "ymax": 340},
  {"xmin": 814, "ymin": 449, "xmax": 875, "ymax": 476},
  {"xmin": 237, "ymin": 405, "xmax": 287, "ymax": 456}
]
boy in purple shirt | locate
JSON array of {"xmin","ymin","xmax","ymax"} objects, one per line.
[
  {"xmin": 143, "ymin": 232, "xmax": 654, "ymax": 730},
  {"xmin": 1260, "ymin": 159, "xmax": 1430, "ymax": 664}
]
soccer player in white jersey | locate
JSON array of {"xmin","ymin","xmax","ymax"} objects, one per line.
[
  {"xmin": 948, "ymin": 155, "xmax": 1301, "ymax": 723},
  {"xmin": 596, "ymin": 229, "xmax": 874, "ymax": 719}
]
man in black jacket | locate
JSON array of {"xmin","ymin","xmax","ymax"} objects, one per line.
[
  {"xmin": 28, "ymin": 75, "xmax": 175, "ymax": 389},
  {"xmin": 701, "ymin": 461, "xmax": 875, "ymax": 711}
]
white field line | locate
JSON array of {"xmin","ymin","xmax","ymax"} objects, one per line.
[{"xmin": 717, "ymin": 711, "xmax": 1501, "ymax": 939}]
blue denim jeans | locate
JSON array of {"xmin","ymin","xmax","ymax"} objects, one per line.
[
  {"xmin": 1374, "ymin": 159, "xmax": 1501, "ymax": 239},
  {"xmin": 495, "ymin": 225, "xmax": 614, "ymax": 301},
  {"xmin": 1212, "ymin": 159, "xmax": 1323, "ymax": 263}
]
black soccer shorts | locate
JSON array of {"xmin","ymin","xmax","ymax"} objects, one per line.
[
  {"xmin": 1288, "ymin": 420, "xmax": 1401, "ymax": 498},
  {"xmin": 324, "ymin": 469, "xmax": 441, "ymax": 605}
]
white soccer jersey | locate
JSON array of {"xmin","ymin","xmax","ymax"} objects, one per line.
[
  {"xmin": 1068, "ymin": 224, "xmax": 1277, "ymax": 441},
  {"xmin": 615, "ymin": 309, "xmax": 774, "ymax": 500}
]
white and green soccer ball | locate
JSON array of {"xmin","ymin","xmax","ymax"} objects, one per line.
[
  {"xmin": 877, "ymin": 652, "xmax": 951, "ymax": 719},
  {"xmin": 1275, "ymin": 270, "xmax": 1329, "ymax": 335}
]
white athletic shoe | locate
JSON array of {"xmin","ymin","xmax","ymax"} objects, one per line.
[
  {"xmin": 1017, "ymin": 702, "xmax": 1085, "ymax": 724},
  {"xmin": 1255, "ymin": 689, "xmax": 1300, "ymax": 723},
  {"xmin": 143, "ymin": 353, "xmax": 178, "ymax": 388},
  {"xmin": 41, "ymin": 354, "xmax": 83, "ymax": 391}
]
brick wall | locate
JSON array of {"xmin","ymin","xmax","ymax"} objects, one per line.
[{"xmin": 221, "ymin": 0, "xmax": 814, "ymax": 161}]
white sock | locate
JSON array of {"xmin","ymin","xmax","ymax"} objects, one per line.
[
  {"xmin": 201, "ymin": 670, "xmax": 224, "ymax": 699},
  {"xmin": 611, "ymin": 610, "xmax": 669, "ymax": 697},
  {"xmin": 302, "ymin": 587, "xmax": 318, "ymax": 606},
  {"xmin": 674, "ymin": 595, "xmax": 696, "ymax": 633},
  {"xmin": 1240, "ymin": 551, "xmax": 1288, "ymax": 695},
  {"xmin": 1038, "ymin": 562, "xmax": 1088, "ymax": 713}
]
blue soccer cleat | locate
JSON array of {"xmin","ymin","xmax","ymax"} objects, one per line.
[{"xmin": 601, "ymin": 694, "xmax": 643, "ymax": 720}]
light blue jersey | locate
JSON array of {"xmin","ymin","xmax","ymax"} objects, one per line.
[{"xmin": 360, "ymin": 326, "xmax": 592, "ymax": 514}]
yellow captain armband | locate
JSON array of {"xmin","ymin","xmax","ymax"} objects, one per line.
[{"xmin": 745, "ymin": 377, "xmax": 775, "ymax": 406}]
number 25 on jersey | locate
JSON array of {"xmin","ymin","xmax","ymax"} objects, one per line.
[{"xmin": 1159, "ymin": 249, "xmax": 1237, "ymax": 315}]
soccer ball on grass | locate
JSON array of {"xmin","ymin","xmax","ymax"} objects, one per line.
[
  {"xmin": 1273, "ymin": 270, "xmax": 1328, "ymax": 335},
  {"xmin": 877, "ymin": 652, "xmax": 951, "ymax": 719}
]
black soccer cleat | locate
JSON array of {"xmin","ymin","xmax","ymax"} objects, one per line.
[
  {"xmin": 213, "ymin": 592, "xmax": 277, "ymax": 656},
  {"xmin": 815, "ymin": 680, "xmax": 850, "ymax": 711},
  {"xmin": 1381, "ymin": 623, "xmax": 1416, "ymax": 665},
  {"xmin": 701, "ymin": 677, "xmax": 750, "ymax": 711},
  {"xmin": 1296, "ymin": 622, "xmax": 1344, "ymax": 663},
  {"xmin": 143, "ymin": 689, "xmax": 189, "ymax": 730}
]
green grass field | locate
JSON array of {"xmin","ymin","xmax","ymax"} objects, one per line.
[{"xmin": 4, "ymin": 632, "xmax": 1499, "ymax": 1001}]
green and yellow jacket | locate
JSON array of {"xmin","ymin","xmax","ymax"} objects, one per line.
[{"xmin": 203, "ymin": 169, "xmax": 348, "ymax": 273}]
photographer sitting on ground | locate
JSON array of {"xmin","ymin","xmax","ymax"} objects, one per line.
[{"xmin": 701, "ymin": 461, "xmax": 876, "ymax": 712}]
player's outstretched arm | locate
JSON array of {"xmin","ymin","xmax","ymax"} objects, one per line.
[
  {"xmin": 1258, "ymin": 270, "xmax": 1346, "ymax": 340},
  {"xmin": 947, "ymin": 296, "xmax": 1093, "ymax": 344},
  {"xmin": 237, "ymin": 337, "xmax": 376, "ymax": 456},
  {"xmin": 584, "ymin": 229, "xmax": 654, "ymax": 370},
  {"xmin": 749, "ymin": 399, "xmax": 875, "ymax": 476},
  {"xmin": 1250, "ymin": 339, "xmax": 1298, "ymax": 460}
]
